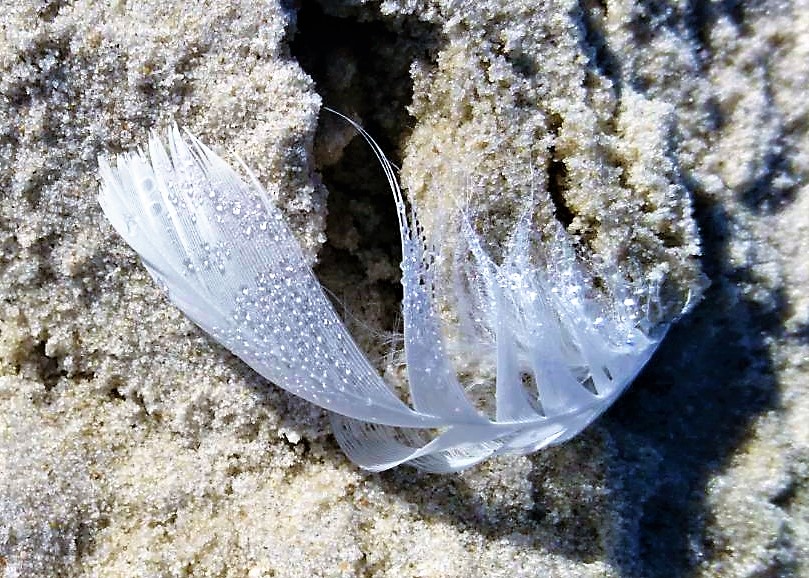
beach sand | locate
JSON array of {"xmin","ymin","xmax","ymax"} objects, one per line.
[{"xmin": 0, "ymin": 0, "xmax": 806, "ymax": 576}]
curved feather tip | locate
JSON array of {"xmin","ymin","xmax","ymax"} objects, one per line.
[{"xmin": 98, "ymin": 119, "xmax": 668, "ymax": 472}]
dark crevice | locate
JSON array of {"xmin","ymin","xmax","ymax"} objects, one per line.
[
  {"xmin": 37, "ymin": 0, "xmax": 67, "ymax": 22},
  {"xmin": 577, "ymin": 0, "xmax": 623, "ymax": 97},
  {"xmin": 546, "ymin": 114, "xmax": 575, "ymax": 230},
  {"xmin": 720, "ymin": 0, "xmax": 748, "ymax": 31},
  {"xmin": 290, "ymin": 0, "xmax": 441, "ymax": 151},
  {"xmin": 770, "ymin": 475, "xmax": 799, "ymax": 510},
  {"xmin": 289, "ymin": 0, "xmax": 443, "ymax": 355},
  {"xmin": 32, "ymin": 340, "xmax": 60, "ymax": 390},
  {"xmin": 547, "ymin": 153, "xmax": 574, "ymax": 229},
  {"xmin": 685, "ymin": 0, "xmax": 718, "ymax": 63},
  {"xmin": 740, "ymin": 140, "xmax": 799, "ymax": 213}
]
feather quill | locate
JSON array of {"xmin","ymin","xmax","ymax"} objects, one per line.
[{"xmin": 98, "ymin": 117, "xmax": 667, "ymax": 472}]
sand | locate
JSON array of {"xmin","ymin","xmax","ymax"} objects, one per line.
[{"xmin": 0, "ymin": 0, "xmax": 806, "ymax": 576}]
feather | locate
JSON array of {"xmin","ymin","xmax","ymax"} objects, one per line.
[{"xmin": 98, "ymin": 117, "xmax": 668, "ymax": 472}]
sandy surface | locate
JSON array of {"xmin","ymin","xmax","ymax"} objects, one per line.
[{"xmin": 0, "ymin": 0, "xmax": 806, "ymax": 576}]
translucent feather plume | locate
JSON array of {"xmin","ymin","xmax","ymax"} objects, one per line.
[{"xmin": 98, "ymin": 119, "xmax": 668, "ymax": 472}]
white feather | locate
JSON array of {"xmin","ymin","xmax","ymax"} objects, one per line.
[{"xmin": 98, "ymin": 118, "xmax": 667, "ymax": 472}]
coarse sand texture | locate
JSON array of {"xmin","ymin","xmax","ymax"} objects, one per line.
[{"xmin": 0, "ymin": 1, "xmax": 807, "ymax": 577}]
